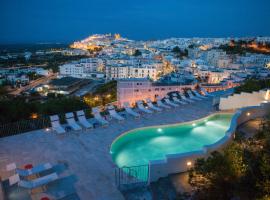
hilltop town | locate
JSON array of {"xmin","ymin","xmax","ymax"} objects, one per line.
[{"xmin": 1, "ymin": 34, "xmax": 270, "ymax": 97}]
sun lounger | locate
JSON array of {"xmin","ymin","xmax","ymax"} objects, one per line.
[
  {"xmin": 107, "ymin": 105, "xmax": 124, "ymax": 121},
  {"xmin": 18, "ymin": 172, "xmax": 59, "ymax": 189},
  {"xmin": 171, "ymin": 94, "xmax": 187, "ymax": 105},
  {"xmin": 76, "ymin": 110, "xmax": 93, "ymax": 129},
  {"xmin": 92, "ymin": 107, "xmax": 109, "ymax": 126},
  {"xmin": 6, "ymin": 163, "xmax": 16, "ymax": 172},
  {"xmin": 156, "ymin": 96, "xmax": 171, "ymax": 109},
  {"xmin": 136, "ymin": 101, "xmax": 153, "ymax": 114},
  {"xmin": 50, "ymin": 115, "xmax": 65, "ymax": 134},
  {"xmin": 146, "ymin": 98, "xmax": 162, "ymax": 112},
  {"xmin": 123, "ymin": 102, "xmax": 140, "ymax": 118},
  {"xmin": 164, "ymin": 97, "xmax": 179, "ymax": 107},
  {"xmin": 187, "ymin": 90, "xmax": 202, "ymax": 101},
  {"xmin": 16, "ymin": 163, "xmax": 52, "ymax": 177},
  {"xmin": 179, "ymin": 92, "xmax": 194, "ymax": 103},
  {"xmin": 201, "ymin": 87, "xmax": 215, "ymax": 97},
  {"xmin": 193, "ymin": 90, "xmax": 208, "ymax": 99},
  {"xmin": 65, "ymin": 112, "xmax": 82, "ymax": 131},
  {"xmin": 9, "ymin": 174, "xmax": 20, "ymax": 186}
]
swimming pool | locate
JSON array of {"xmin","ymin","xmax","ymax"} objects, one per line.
[{"xmin": 110, "ymin": 113, "xmax": 233, "ymax": 168}]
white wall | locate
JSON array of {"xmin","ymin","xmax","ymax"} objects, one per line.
[{"xmin": 219, "ymin": 89, "xmax": 269, "ymax": 110}]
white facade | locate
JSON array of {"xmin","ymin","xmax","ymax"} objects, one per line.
[
  {"xmin": 219, "ymin": 90, "xmax": 270, "ymax": 110},
  {"xmin": 35, "ymin": 68, "xmax": 50, "ymax": 76},
  {"xmin": 217, "ymin": 58, "xmax": 232, "ymax": 68},
  {"xmin": 105, "ymin": 65, "xmax": 158, "ymax": 80},
  {"xmin": 196, "ymin": 69, "xmax": 230, "ymax": 84},
  {"xmin": 206, "ymin": 49, "xmax": 227, "ymax": 66},
  {"xmin": 59, "ymin": 59, "xmax": 104, "ymax": 79},
  {"xmin": 59, "ymin": 63, "xmax": 85, "ymax": 78}
]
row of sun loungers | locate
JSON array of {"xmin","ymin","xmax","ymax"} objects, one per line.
[
  {"xmin": 49, "ymin": 89, "xmax": 214, "ymax": 134},
  {"xmin": 133, "ymin": 90, "xmax": 211, "ymax": 115}
]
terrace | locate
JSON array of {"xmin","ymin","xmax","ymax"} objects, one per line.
[{"xmin": 0, "ymin": 91, "xmax": 231, "ymax": 199}]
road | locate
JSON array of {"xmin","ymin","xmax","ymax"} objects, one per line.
[{"xmin": 9, "ymin": 73, "xmax": 57, "ymax": 96}]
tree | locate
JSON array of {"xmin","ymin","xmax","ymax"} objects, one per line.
[
  {"xmin": 188, "ymin": 44, "xmax": 195, "ymax": 49},
  {"xmin": 189, "ymin": 115, "xmax": 270, "ymax": 199},
  {"xmin": 172, "ymin": 46, "xmax": 181, "ymax": 53},
  {"xmin": 235, "ymin": 78, "xmax": 270, "ymax": 93},
  {"xmin": 83, "ymin": 81, "xmax": 117, "ymax": 107},
  {"xmin": 133, "ymin": 49, "xmax": 142, "ymax": 56},
  {"xmin": 0, "ymin": 86, "xmax": 7, "ymax": 97}
]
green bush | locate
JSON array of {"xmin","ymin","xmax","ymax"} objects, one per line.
[{"xmin": 235, "ymin": 78, "xmax": 270, "ymax": 94}]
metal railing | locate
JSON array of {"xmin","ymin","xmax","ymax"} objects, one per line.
[
  {"xmin": 0, "ymin": 103, "xmax": 121, "ymax": 138},
  {"xmin": 115, "ymin": 165, "xmax": 149, "ymax": 190},
  {"xmin": 0, "ymin": 117, "xmax": 50, "ymax": 138}
]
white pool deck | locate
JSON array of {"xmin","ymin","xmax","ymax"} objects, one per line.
[{"xmin": 0, "ymin": 97, "xmax": 220, "ymax": 200}]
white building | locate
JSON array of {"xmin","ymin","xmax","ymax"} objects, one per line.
[
  {"xmin": 59, "ymin": 58, "xmax": 104, "ymax": 79},
  {"xmin": 206, "ymin": 49, "xmax": 227, "ymax": 66},
  {"xmin": 35, "ymin": 68, "xmax": 50, "ymax": 76},
  {"xmin": 59, "ymin": 63, "xmax": 85, "ymax": 78},
  {"xmin": 105, "ymin": 65, "xmax": 158, "ymax": 80}
]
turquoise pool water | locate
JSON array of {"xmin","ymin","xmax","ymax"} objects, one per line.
[{"xmin": 110, "ymin": 113, "xmax": 233, "ymax": 168}]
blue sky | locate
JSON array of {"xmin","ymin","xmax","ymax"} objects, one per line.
[{"xmin": 0, "ymin": 0, "xmax": 270, "ymax": 44}]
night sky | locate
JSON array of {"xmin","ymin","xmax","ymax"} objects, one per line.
[{"xmin": 1, "ymin": 0, "xmax": 270, "ymax": 44}]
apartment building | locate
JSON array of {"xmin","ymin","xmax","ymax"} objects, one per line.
[
  {"xmin": 59, "ymin": 63, "xmax": 85, "ymax": 78},
  {"xmin": 105, "ymin": 65, "xmax": 158, "ymax": 80},
  {"xmin": 206, "ymin": 49, "xmax": 227, "ymax": 66},
  {"xmin": 59, "ymin": 58, "xmax": 104, "ymax": 78}
]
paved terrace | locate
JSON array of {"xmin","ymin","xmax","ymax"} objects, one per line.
[{"xmin": 0, "ymin": 97, "xmax": 218, "ymax": 200}]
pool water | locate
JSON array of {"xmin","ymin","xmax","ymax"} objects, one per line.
[{"xmin": 110, "ymin": 113, "xmax": 233, "ymax": 168}]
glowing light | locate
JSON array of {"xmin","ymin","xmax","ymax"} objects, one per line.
[
  {"xmin": 45, "ymin": 128, "xmax": 50, "ymax": 132},
  {"xmin": 192, "ymin": 123, "xmax": 196, "ymax": 127},
  {"xmin": 157, "ymin": 128, "xmax": 163, "ymax": 133},
  {"xmin": 30, "ymin": 113, "xmax": 38, "ymax": 119},
  {"xmin": 94, "ymin": 96, "xmax": 99, "ymax": 101},
  {"xmin": 187, "ymin": 161, "xmax": 192, "ymax": 166},
  {"xmin": 246, "ymin": 112, "xmax": 251, "ymax": 116}
]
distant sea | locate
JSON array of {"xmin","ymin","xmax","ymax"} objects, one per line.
[{"xmin": 0, "ymin": 43, "xmax": 68, "ymax": 53}]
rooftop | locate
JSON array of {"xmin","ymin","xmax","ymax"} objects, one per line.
[
  {"xmin": 50, "ymin": 77, "xmax": 84, "ymax": 87},
  {"xmin": 0, "ymin": 90, "xmax": 232, "ymax": 199}
]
